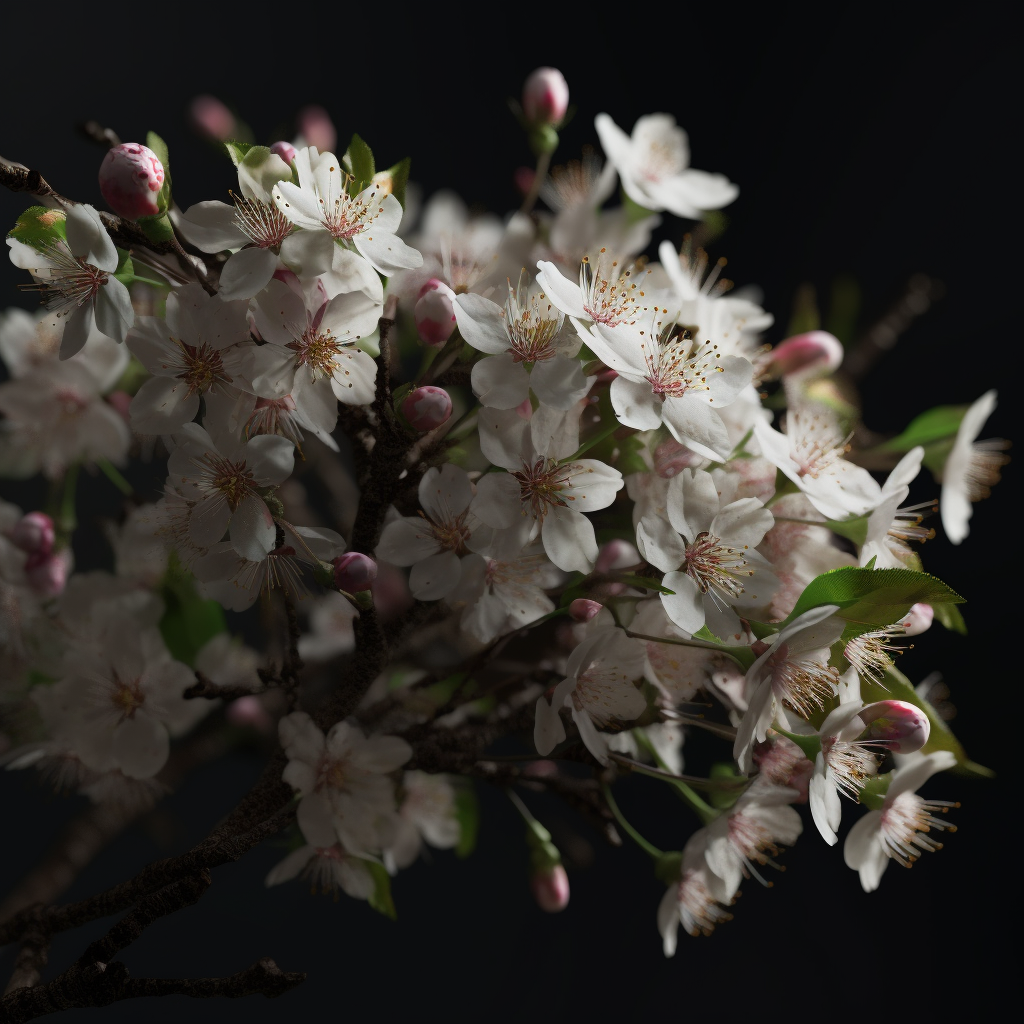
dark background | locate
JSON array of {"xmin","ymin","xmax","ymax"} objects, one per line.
[{"xmin": 1, "ymin": 9, "xmax": 1015, "ymax": 1021}]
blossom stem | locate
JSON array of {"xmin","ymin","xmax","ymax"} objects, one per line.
[
  {"xmin": 519, "ymin": 151, "xmax": 551, "ymax": 216},
  {"xmin": 601, "ymin": 784, "xmax": 664, "ymax": 860},
  {"xmin": 608, "ymin": 751, "xmax": 743, "ymax": 795},
  {"xmin": 59, "ymin": 462, "xmax": 80, "ymax": 534},
  {"xmin": 97, "ymin": 458, "xmax": 133, "ymax": 496},
  {"xmin": 629, "ymin": 733, "xmax": 720, "ymax": 825}
]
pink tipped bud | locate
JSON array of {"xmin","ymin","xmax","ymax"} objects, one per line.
[
  {"xmin": 654, "ymin": 437, "xmax": 704, "ymax": 478},
  {"xmin": 188, "ymin": 95, "xmax": 236, "ymax": 142},
  {"xmin": 568, "ymin": 598, "xmax": 603, "ymax": 622},
  {"xmin": 522, "ymin": 67, "xmax": 570, "ymax": 125},
  {"xmin": 11, "ymin": 512, "xmax": 55, "ymax": 557},
  {"xmin": 530, "ymin": 864, "xmax": 570, "ymax": 913},
  {"xmin": 595, "ymin": 539, "xmax": 640, "ymax": 574},
  {"xmin": 25, "ymin": 552, "xmax": 68, "ymax": 598},
  {"xmin": 298, "ymin": 105, "xmax": 336, "ymax": 154},
  {"xmin": 333, "ymin": 552, "xmax": 378, "ymax": 594},
  {"xmin": 901, "ymin": 603, "xmax": 934, "ymax": 637},
  {"xmin": 859, "ymin": 700, "xmax": 931, "ymax": 753},
  {"xmin": 768, "ymin": 331, "xmax": 844, "ymax": 378},
  {"xmin": 99, "ymin": 144, "xmax": 166, "ymax": 220},
  {"xmin": 226, "ymin": 695, "xmax": 274, "ymax": 733},
  {"xmin": 414, "ymin": 282, "xmax": 457, "ymax": 347},
  {"xmin": 269, "ymin": 141, "xmax": 297, "ymax": 165},
  {"xmin": 401, "ymin": 386, "xmax": 452, "ymax": 432}
]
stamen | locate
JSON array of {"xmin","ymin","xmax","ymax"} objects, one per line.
[
  {"xmin": 683, "ymin": 531, "xmax": 755, "ymax": 600},
  {"xmin": 231, "ymin": 190, "xmax": 293, "ymax": 249}
]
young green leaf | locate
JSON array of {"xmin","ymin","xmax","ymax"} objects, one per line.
[
  {"xmin": 8, "ymin": 205, "xmax": 66, "ymax": 250},
  {"xmin": 454, "ymin": 783, "xmax": 480, "ymax": 859},
  {"xmin": 344, "ymin": 133, "xmax": 375, "ymax": 191},
  {"xmin": 877, "ymin": 404, "xmax": 969, "ymax": 452},
  {"xmin": 365, "ymin": 860, "xmax": 397, "ymax": 919}
]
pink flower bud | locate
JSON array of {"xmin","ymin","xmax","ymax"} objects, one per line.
[
  {"xmin": 595, "ymin": 539, "xmax": 640, "ymax": 574},
  {"xmin": 901, "ymin": 603, "xmax": 934, "ymax": 637},
  {"xmin": 99, "ymin": 143, "xmax": 166, "ymax": 220},
  {"xmin": 531, "ymin": 864, "xmax": 570, "ymax": 912},
  {"xmin": 269, "ymin": 141, "xmax": 297, "ymax": 165},
  {"xmin": 859, "ymin": 700, "xmax": 931, "ymax": 753},
  {"xmin": 522, "ymin": 67, "xmax": 570, "ymax": 125},
  {"xmin": 226, "ymin": 695, "xmax": 274, "ymax": 733},
  {"xmin": 414, "ymin": 282, "xmax": 457, "ymax": 347},
  {"xmin": 25, "ymin": 552, "xmax": 67, "ymax": 598},
  {"xmin": 188, "ymin": 95, "xmax": 236, "ymax": 142},
  {"xmin": 654, "ymin": 437, "xmax": 704, "ymax": 477},
  {"xmin": 298, "ymin": 106, "xmax": 336, "ymax": 154},
  {"xmin": 768, "ymin": 331, "xmax": 844, "ymax": 378},
  {"xmin": 11, "ymin": 512, "xmax": 55, "ymax": 556},
  {"xmin": 569, "ymin": 598, "xmax": 603, "ymax": 622},
  {"xmin": 333, "ymin": 552, "xmax": 378, "ymax": 594},
  {"xmin": 401, "ymin": 386, "xmax": 452, "ymax": 432}
]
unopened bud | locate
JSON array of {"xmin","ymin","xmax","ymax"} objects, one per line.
[
  {"xmin": 901, "ymin": 603, "xmax": 934, "ymax": 637},
  {"xmin": 25, "ymin": 553, "xmax": 67, "ymax": 598},
  {"xmin": 333, "ymin": 552, "xmax": 378, "ymax": 594},
  {"xmin": 298, "ymin": 106, "xmax": 336, "ymax": 154},
  {"xmin": 11, "ymin": 512, "xmax": 54, "ymax": 556},
  {"xmin": 269, "ymin": 141, "xmax": 297, "ymax": 165},
  {"xmin": 401, "ymin": 386, "xmax": 452, "ymax": 432},
  {"xmin": 768, "ymin": 331, "xmax": 844, "ymax": 379},
  {"xmin": 530, "ymin": 863, "xmax": 570, "ymax": 913},
  {"xmin": 189, "ymin": 95, "xmax": 236, "ymax": 142},
  {"xmin": 99, "ymin": 144, "xmax": 166, "ymax": 220},
  {"xmin": 595, "ymin": 539, "xmax": 640, "ymax": 574},
  {"xmin": 522, "ymin": 67, "xmax": 569, "ymax": 125},
  {"xmin": 414, "ymin": 280, "xmax": 457, "ymax": 347},
  {"xmin": 568, "ymin": 598, "xmax": 602, "ymax": 622},
  {"xmin": 226, "ymin": 695, "xmax": 274, "ymax": 734},
  {"xmin": 859, "ymin": 700, "xmax": 930, "ymax": 754}
]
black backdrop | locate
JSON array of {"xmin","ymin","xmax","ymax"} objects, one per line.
[{"xmin": 0, "ymin": 8, "xmax": 1015, "ymax": 1021}]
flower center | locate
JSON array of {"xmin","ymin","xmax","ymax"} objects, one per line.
[
  {"xmin": 504, "ymin": 285, "xmax": 564, "ymax": 363},
  {"xmin": 886, "ymin": 499, "xmax": 937, "ymax": 554},
  {"xmin": 313, "ymin": 170, "xmax": 381, "ymax": 241},
  {"xmin": 171, "ymin": 338, "xmax": 233, "ymax": 397},
  {"xmin": 514, "ymin": 458, "xmax": 576, "ymax": 519},
  {"xmin": 246, "ymin": 395, "xmax": 303, "ymax": 446},
  {"xmin": 880, "ymin": 791, "xmax": 959, "ymax": 868},
  {"xmin": 768, "ymin": 645, "xmax": 838, "ymax": 719},
  {"xmin": 822, "ymin": 738, "xmax": 880, "ymax": 801},
  {"xmin": 110, "ymin": 670, "xmax": 145, "ymax": 720},
  {"xmin": 964, "ymin": 439, "xmax": 1010, "ymax": 502},
  {"xmin": 785, "ymin": 409, "xmax": 852, "ymax": 478},
  {"xmin": 642, "ymin": 327, "xmax": 723, "ymax": 397},
  {"xmin": 579, "ymin": 250, "xmax": 649, "ymax": 326},
  {"xmin": 316, "ymin": 755, "xmax": 350, "ymax": 792},
  {"xmin": 196, "ymin": 453, "xmax": 257, "ymax": 511},
  {"xmin": 677, "ymin": 869, "xmax": 733, "ymax": 936},
  {"xmin": 844, "ymin": 624, "xmax": 907, "ymax": 683},
  {"xmin": 421, "ymin": 508, "xmax": 471, "ymax": 554},
  {"xmin": 683, "ymin": 531, "xmax": 754, "ymax": 599},
  {"xmin": 20, "ymin": 240, "xmax": 109, "ymax": 313},
  {"xmin": 290, "ymin": 326, "xmax": 346, "ymax": 382},
  {"xmin": 231, "ymin": 191, "xmax": 293, "ymax": 249}
]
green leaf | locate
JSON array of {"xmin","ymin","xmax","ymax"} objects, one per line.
[
  {"xmin": 785, "ymin": 566, "xmax": 964, "ymax": 630},
  {"xmin": 158, "ymin": 564, "xmax": 226, "ymax": 666},
  {"xmin": 615, "ymin": 574, "xmax": 676, "ymax": 595},
  {"xmin": 381, "ymin": 156, "xmax": 411, "ymax": 209},
  {"xmin": 878, "ymin": 404, "xmax": 968, "ymax": 452},
  {"xmin": 858, "ymin": 771, "xmax": 893, "ymax": 811},
  {"xmin": 8, "ymin": 205, "xmax": 66, "ymax": 249},
  {"xmin": 137, "ymin": 213, "xmax": 175, "ymax": 243},
  {"xmin": 344, "ymin": 133, "xmax": 375, "ymax": 191},
  {"xmin": 862, "ymin": 665, "xmax": 989, "ymax": 775},
  {"xmin": 113, "ymin": 247, "xmax": 134, "ymax": 284},
  {"xmin": 365, "ymin": 861, "xmax": 396, "ymax": 920},
  {"xmin": 932, "ymin": 601, "xmax": 967, "ymax": 635},
  {"xmin": 223, "ymin": 139, "xmax": 257, "ymax": 167},
  {"xmin": 146, "ymin": 131, "xmax": 172, "ymax": 212},
  {"xmin": 454, "ymin": 784, "xmax": 480, "ymax": 858}
]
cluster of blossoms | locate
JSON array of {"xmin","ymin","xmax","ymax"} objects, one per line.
[{"xmin": 0, "ymin": 66, "xmax": 1007, "ymax": 993}]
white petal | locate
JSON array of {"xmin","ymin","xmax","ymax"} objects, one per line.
[
  {"xmin": 542, "ymin": 506, "xmax": 598, "ymax": 573},
  {"xmin": 471, "ymin": 353, "xmax": 530, "ymax": 409},
  {"xmin": 530, "ymin": 356, "xmax": 593, "ymax": 411},
  {"xmin": 112, "ymin": 713, "xmax": 169, "ymax": 779},
  {"xmin": 377, "ymin": 517, "xmax": 440, "ymax": 566},
  {"xmin": 66, "ymin": 203, "xmax": 117, "ymax": 270},
  {"xmin": 354, "ymin": 231, "xmax": 423, "ymax": 275},
  {"xmin": 229, "ymin": 493, "xmax": 276, "ymax": 560},
  {"xmin": 610, "ymin": 374, "xmax": 663, "ymax": 430},
  {"xmin": 178, "ymin": 201, "xmax": 249, "ymax": 251},
  {"xmin": 218, "ymin": 247, "xmax": 279, "ymax": 301},
  {"xmin": 453, "ymin": 292, "xmax": 508, "ymax": 355},
  {"xmin": 660, "ymin": 572, "xmax": 705, "ymax": 633},
  {"xmin": 93, "ymin": 279, "xmax": 134, "ymax": 342},
  {"xmin": 662, "ymin": 393, "xmax": 731, "ymax": 461},
  {"xmin": 535, "ymin": 260, "xmax": 588, "ymax": 319},
  {"xmin": 636, "ymin": 515, "xmax": 686, "ymax": 573},
  {"xmin": 409, "ymin": 550, "xmax": 463, "ymax": 600}
]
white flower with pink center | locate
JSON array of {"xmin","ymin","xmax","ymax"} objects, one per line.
[
  {"xmin": 657, "ymin": 832, "xmax": 733, "ymax": 956},
  {"xmin": 704, "ymin": 787, "xmax": 803, "ymax": 902},
  {"xmin": 167, "ymin": 422, "xmax": 294, "ymax": 562},
  {"xmin": 754, "ymin": 402, "xmax": 884, "ymax": 521},
  {"xmin": 734, "ymin": 605, "xmax": 845, "ymax": 772},
  {"xmin": 273, "ymin": 147, "xmax": 422, "ymax": 276},
  {"xmin": 265, "ymin": 843, "xmax": 376, "ymax": 900},
  {"xmin": 473, "ymin": 406, "xmax": 624, "ymax": 574},
  {"xmin": 7, "ymin": 204, "xmax": 134, "ymax": 358},
  {"xmin": 279, "ymin": 711, "xmax": 411, "ymax": 856},
  {"xmin": 843, "ymin": 750, "xmax": 958, "ymax": 891},
  {"xmin": 636, "ymin": 468, "xmax": 776, "ymax": 641},
  {"xmin": 455, "ymin": 276, "xmax": 594, "ymax": 413},
  {"xmin": 248, "ymin": 277, "xmax": 381, "ymax": 416},
  {"xmin": 179, "ymin": 148, "xmax": 336, "ymax": 300},
  {"xmin": 387, "ymin": 770, "xmax": 461, "ymax": 871},
  {"xmin": 585, "ymin": 313, "xmax": 753, "ymax": 461},
  {"xmin": 595, "ymin": 112, "xmax": 739, "ymax": 219},
  {"xmin": 376, "ymin": 464, "xmax": 494, "ymax": 601},
  {"xmin": 126, "ymin": 284, "xmax": 252, "ymax": 434},
  {"xmin": 534, "ymin": 626, "xmax": 646, "ymax": 765}
]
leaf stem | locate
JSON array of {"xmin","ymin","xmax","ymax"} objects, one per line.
[
  {"xmin": 97, "ymin": 458, "xmax": 133, "ymax": 496},
  {"xmin": 601, "ymin": 784, "xmax": 663, "ymax": 860}
]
